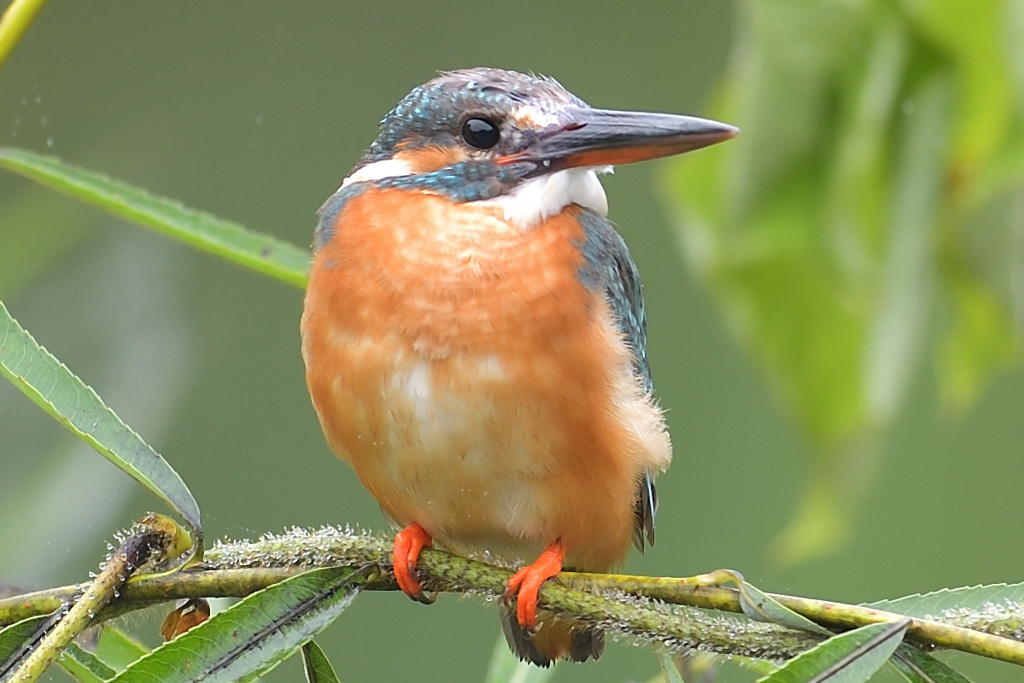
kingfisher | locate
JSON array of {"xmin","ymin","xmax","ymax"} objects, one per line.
[{"xmin": 301, "ymin": 68, "xmax": 737, "ymax": 665}]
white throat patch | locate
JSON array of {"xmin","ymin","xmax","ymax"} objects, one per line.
[{"xmin": 477, "ymin": 167, "xmax": 610, "ymax": 230}]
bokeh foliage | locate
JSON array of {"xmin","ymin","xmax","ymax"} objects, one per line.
[
  {"xmin": 4, "ymin": 0, "xmax": 1024, "ymax": 680},
  {"xmin": 665, "ymin": 0, "xmax": 1024, "ymax": 564}
]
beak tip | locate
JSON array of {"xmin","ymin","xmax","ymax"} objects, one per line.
[
  {"xmin": 701, "ymin": 120, "xmax": 740, "ymax": 143},
  {"xmin": 691, "ymin": 119, "xmax": 739, "ymax": 152}
]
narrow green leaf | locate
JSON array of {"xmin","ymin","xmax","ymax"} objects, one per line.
[
  {"xmin": 111, "ymin": 566, "xmax": 370, "ymax": 683},
  {"xmin": 60, "ymin": 643, "xmax": 117, "ymax": 683},
  {"xmin": 937, "ymin": 276, "xmax": 1022, "ymax": 411},
  {"xmin": 757, "ymin": 618, "xmax": 909, "ymax": 683},
  {"xmin": 0, "ymin": 301, "xmax": 203, "ymax": 555},
  {"xmin": 301, "ymin": 640, "xmax": 340, "ymax": 683},
  {"xmin": 0, "ymin": 615, "xmax": 51, "ymax": 676},
  {"xmin": 0, "ymin": 147, "xmax": 311, "ymax": 289},
  {"xmin": 863, "ymin": 75, "xmax": 949, "ymax": 423},
  {"xmin": 732, "ymin": 655, "xmax": 779, "ymax": 676},
  {"xmin": 732, "ymin": 573, "xmax": 832, "ymax": 637},
  {"xmin": 658, "ymin": 652, "xmax": 688, "ymax": 683},
  {"xmin": 891, "ymin": 644, "xmax": 974, "ymax": 683},
  {"xmin": 864, "ymin": 580, "xmax": 1024, "ymax": 620},
  {"xmin": 482, "ymin": 633, "xmax": 556, "ymax": 683}
]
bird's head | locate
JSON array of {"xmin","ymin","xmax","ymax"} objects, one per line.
[{"xmin": 336, "ymin": 68, "xmax": 738, "ymax": 229}]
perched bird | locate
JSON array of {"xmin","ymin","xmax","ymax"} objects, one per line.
[{"xmin": 301, "ymin": 68, "xmax": 736, "ymax": 665}]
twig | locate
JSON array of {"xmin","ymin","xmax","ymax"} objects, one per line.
[
  {"xmin": 1, "ymin": 526, "xmax": 1022, "ymax": 666},
  {"xmin": 1, "ymin": 515, "xmax": 181, "ymax": 683}
]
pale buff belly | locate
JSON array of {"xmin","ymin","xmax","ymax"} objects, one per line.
[
  {"xmin": 360, "ymin": 353, "xmax": 571, "ymax": 557},
  {"xmin": 302, "ymin": 311, "xmax": 670, "ymax": 571}
]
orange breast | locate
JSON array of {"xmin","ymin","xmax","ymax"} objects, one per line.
[{"xmin": 300, "ymin": 188, "xmax": 670, "ymax": 570}]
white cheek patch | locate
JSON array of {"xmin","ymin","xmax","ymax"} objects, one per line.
[
  {"xmin": 340, "ymin": 158, "xmax": 415, "ymax": 188},
  {"xmin": 478, "ymin": 167, "xmax": 610, "ymax": 230}
]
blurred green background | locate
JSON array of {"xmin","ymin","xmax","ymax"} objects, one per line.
[{"xmin": 1, "ymin": 1, "xmax": 1023, "ymax": 681}]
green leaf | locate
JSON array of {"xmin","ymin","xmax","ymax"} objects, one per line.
[
  {"xmin": 482, "ymin": 633, "xmax": 556, "ymax": 683},
  {"xmin": 662, "ymin": 0, "xmax": 1024, "ymax": 564},
  {"xmin": 864, "ymin": 580, "xmax": 1024, "ymax": 620},
  {"xmin": 0, "ymin": 147, "xmax": 311, "ymax": 289},
  {"xmin": 732, "ymin": 655, "xmax": 779, "ymax": 676},
  {"xmin": 60, "ymin": 643, "xmax": 117, "ymax": 683},
  {"xmin": 903, "ymin": 1, "xmax": 1014, "ymax": 165},
  {"xmin": 891, "ymin": 644, "xmax": 974, "ymax": 683},
  {"xmin": 0, "ymin": 300, "xmax": 203, "ymax": 556},
  {"xmin": 757, "ymin": 618, "xmax": 909, "ymax": 683},
  {"xmin": 732, "ymin": 572, "xmax": 832, "ymax": 637},
  {"xmin": 937, "ymin": 275, "xmax": 1022, "ymax": 411},
  {"xmin": 301, "ymin": 640, "xmax": 340, "ymax": 683},
  {"xmin": 862, "ymin": 75, "xmax": 949, "ymax": 424},
  {"xmin": 0, "ymin": 615, "xmax": 51, "ymax": 677},
  {"xmin": 658, "ymin": 652, "xmax": 688, "ymax": 683},
  {"xmin": 110, "ymin": 566, "xmax": 369, "ymax": 683}
]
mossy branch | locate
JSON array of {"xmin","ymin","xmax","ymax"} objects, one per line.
[{"xmin": 2, "ymin": 526, "xmax": 1023, "ymax": 667}]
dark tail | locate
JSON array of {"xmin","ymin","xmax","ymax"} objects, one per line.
[{"xmin": 500, "ymin": 606, "xmax": 604, "ymax": 666}]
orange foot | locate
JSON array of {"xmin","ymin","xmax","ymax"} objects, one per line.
[
  {"xmin": 503, "ymin": 539, "xmax": 564, "ymax": 630},
  {"xmin": 393, "ymin": 523, "xmax": 435, "ymax": 604}
]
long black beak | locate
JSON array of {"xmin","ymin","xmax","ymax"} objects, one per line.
[{"xmin": 506, "ymin": 107, "xmax": 738, "ymax": 177}]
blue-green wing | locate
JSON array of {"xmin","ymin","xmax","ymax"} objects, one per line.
[{"xmin": 575, "ymin": 210, "xmax": 660, "ymax": 551}]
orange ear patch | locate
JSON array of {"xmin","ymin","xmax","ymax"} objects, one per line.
[{"xmin": 393, "ymin": 144, "xmax": 469, "ymax": 173}]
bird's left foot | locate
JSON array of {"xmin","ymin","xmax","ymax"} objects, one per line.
[
  {"xmin": 393, "ymin": 523, "xmax": 435, "ymax": 605},
  {"xmin": 503, "ymin": 539, "xmax": 564, "ymax": 630}
]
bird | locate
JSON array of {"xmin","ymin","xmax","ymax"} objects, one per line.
[{"xmin": 300, "ymin": 67, "xmax": 737, "ymax": 665}]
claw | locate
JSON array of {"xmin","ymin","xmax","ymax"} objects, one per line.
[
  {"xmin": 393, "ymin": 523, "xmax": 434, "ymax": 604},
  {"xmin": 503, "ymin": 539, "xmax": 564, "ymax": 630}
]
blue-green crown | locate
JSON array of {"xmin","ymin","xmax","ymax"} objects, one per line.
[{"xmin": 360, "ymin": 67, "xmax": 586, "ymax": 165}]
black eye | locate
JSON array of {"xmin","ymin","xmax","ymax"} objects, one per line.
[{"xmin": 461, "ymin": 117, "xmax": 500, "ymax": 149}]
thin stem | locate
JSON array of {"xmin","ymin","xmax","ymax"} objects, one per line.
[
  {"xmin": 0, "ymin": 0, "xmax": 47, "ymax": 71},
  {"xmin": 3, "ymin": 516, "xmax": 176, "ymax": 683}
]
